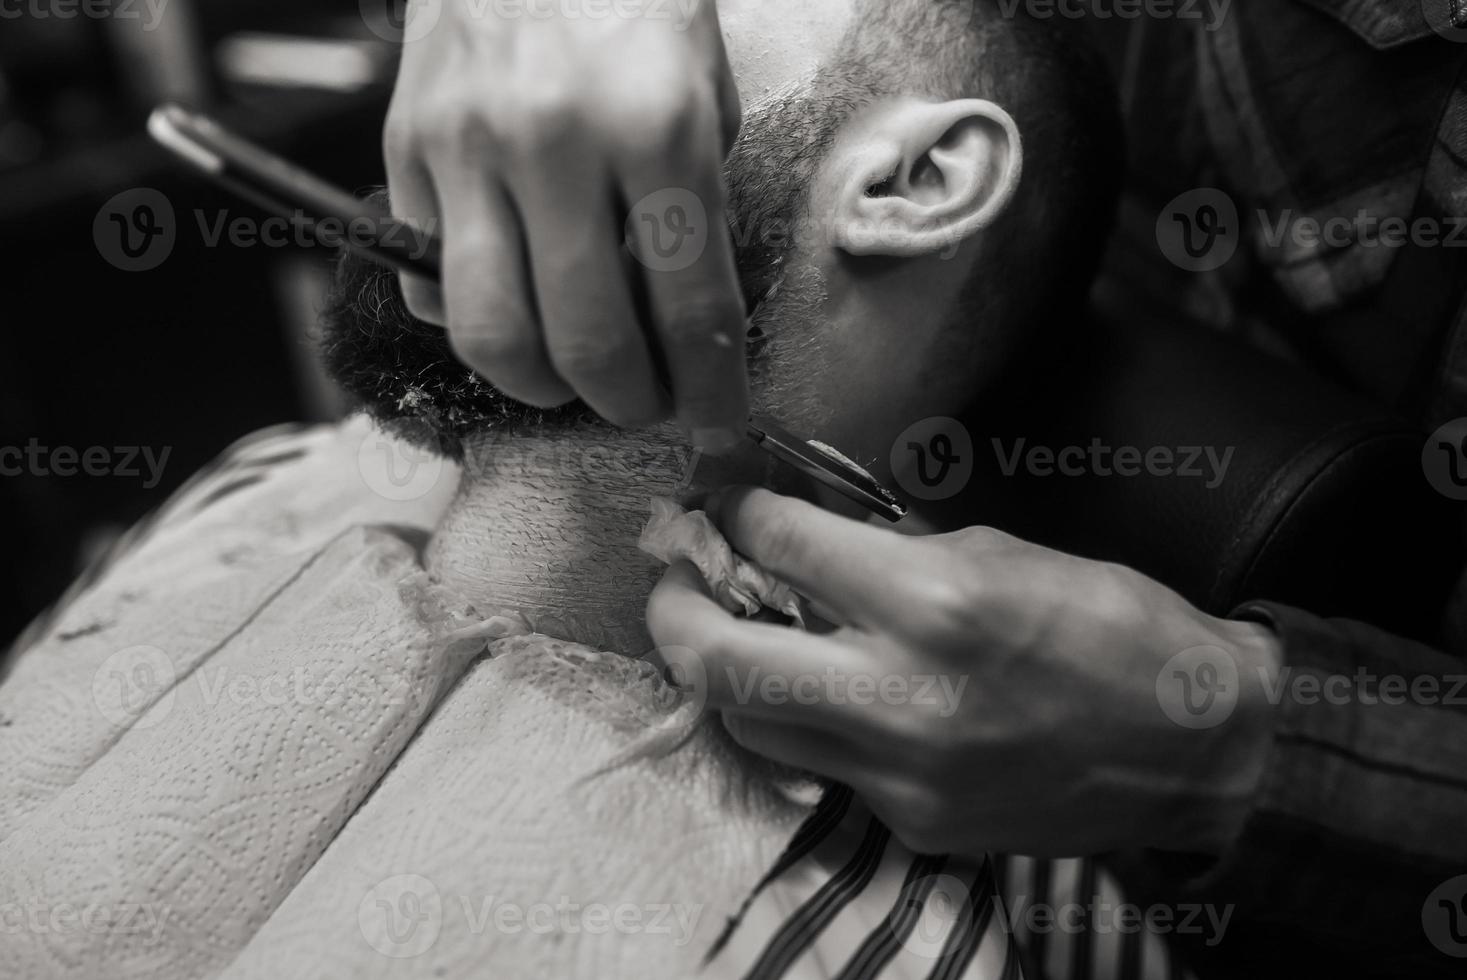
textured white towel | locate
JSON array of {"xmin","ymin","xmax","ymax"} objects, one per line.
[{"xmin": 0, "ymin": 419, "xmax": 813, "ymax": 980}]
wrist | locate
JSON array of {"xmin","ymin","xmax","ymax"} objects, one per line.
[{"xmin": 1159, "ymin": 616, "xmax": 1282, "ymax": 856}]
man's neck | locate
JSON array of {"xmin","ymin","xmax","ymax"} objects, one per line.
[{"xmin": 424, "ymin": 422, "xmax": 764, "ymax": 655}]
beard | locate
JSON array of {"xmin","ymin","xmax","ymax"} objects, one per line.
[{"xmin": 317, "ymin": 85, "xmax": 841, "ymax": 460}]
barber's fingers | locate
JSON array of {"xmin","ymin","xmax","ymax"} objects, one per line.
[
  {"xmin": 517, "ymin": 159, "xmax": 669, "ymax": 427},
  {"xmin": 712, "ymin": 487, "xmax": 932, "ymax": 631},
  {"xmin": 707, "ymin": 8, "xmax": 743, "ymax": 157},
  {"xmin": 647, "ymin": 562, "xmax": 871, "ymax": 730},
  {"xmin": 384, "ymin": 107, "xmax": 446, "ymax": 326},
  {"xmin": 623, "ymin": 139, "xmax": 749, "ymax": 452},
  {"xmin": 438, "ymin": 171, "xmax": 575, "ymax": 409}
]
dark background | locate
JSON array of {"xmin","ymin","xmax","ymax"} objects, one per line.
[{"xmin": 0, "ymin": 1, "xmax": 410, "ymax": 646}]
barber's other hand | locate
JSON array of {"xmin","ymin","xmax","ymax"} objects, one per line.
[
  {"xmin": 646, "ymin": 487, "xmax": 1283, "ymax": 859},
  {"xmin": 386, "ymin": 0, "xmax": 748, "ymax": 451}
]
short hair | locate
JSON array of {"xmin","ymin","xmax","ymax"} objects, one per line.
[{"xmin": 820, "ymin": 0, "xmax": 1124, "ymax": 332}]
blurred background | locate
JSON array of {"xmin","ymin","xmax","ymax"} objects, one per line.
[{"xmin": 0, "ymin": 0, "xmax": 413, "ymax": 646}]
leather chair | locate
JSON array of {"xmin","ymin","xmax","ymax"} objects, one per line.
[{"xmin": 952, "ymin": 314, "xmax": 1463, "ymax": 646}]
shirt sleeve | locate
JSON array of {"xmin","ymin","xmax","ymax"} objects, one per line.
[{"xmin": 1112, "ymin": 602, "xmax": 1467, "ymax": 978}]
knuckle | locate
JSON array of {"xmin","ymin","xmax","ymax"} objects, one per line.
[
  {"xmin": 512, "ymin": 84, "xmax": 584, "ymax": 148},
  {"xmin": 627, "ymin": 91, "xmax": 705, "ymax": 154},
  {"xmin": 903, "ymin": 570, "xmax": 979, "ymax": 642},
  {"xmin": 603, "ymin": 75, "xmax": 698, "ymax": 131},
  {"xmin": 417, "ymin": 92, "xmax": 492, "ymax": 158},
  {"xmin": 445, "ymin": 226, "xmax": 507, "ymax": 267},
  {"xmin": 950, "ymin": 524, "xmax": 1005, "ymax": 552}
]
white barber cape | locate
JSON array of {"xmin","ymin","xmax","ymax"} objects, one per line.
[{"xmin": 0, "ymin": 416, "xmax": 1019, "ymax": 980}]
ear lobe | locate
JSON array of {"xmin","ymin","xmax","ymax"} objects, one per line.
[{"xmin": 831, "ymin": 99, "xmax": 1023, "ymax": 259}]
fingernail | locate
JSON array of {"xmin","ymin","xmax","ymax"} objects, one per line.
[{"xmin": 693, "ymin": 427, "xmax": 743, "ymax": 455}]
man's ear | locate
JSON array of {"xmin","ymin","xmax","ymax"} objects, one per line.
[{"xmin": 828, "ymin": 99, "xmax": 1023, "ymax": 258}]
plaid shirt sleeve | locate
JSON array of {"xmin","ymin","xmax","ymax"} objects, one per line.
[
  {"xmin": 1112, "ymin": 602, "xmax": 1467, "ymax": 978},
  {"xmin": 1094, "ymin": 1, "xmax": 1467, "ymax": 427}
]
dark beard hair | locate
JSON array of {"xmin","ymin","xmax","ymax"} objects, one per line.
[{"xmin": 317, "ymin": 86, "xmax": 840, "ymax": 460}]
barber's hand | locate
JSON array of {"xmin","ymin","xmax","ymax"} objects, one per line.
[
  {"xmin": 385, "ymin": 0, "xmax": 748, "ymax": 451},
  {"xmin": 647, "ymin": 487, "xmax": 1284, "ymax": 859}
]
